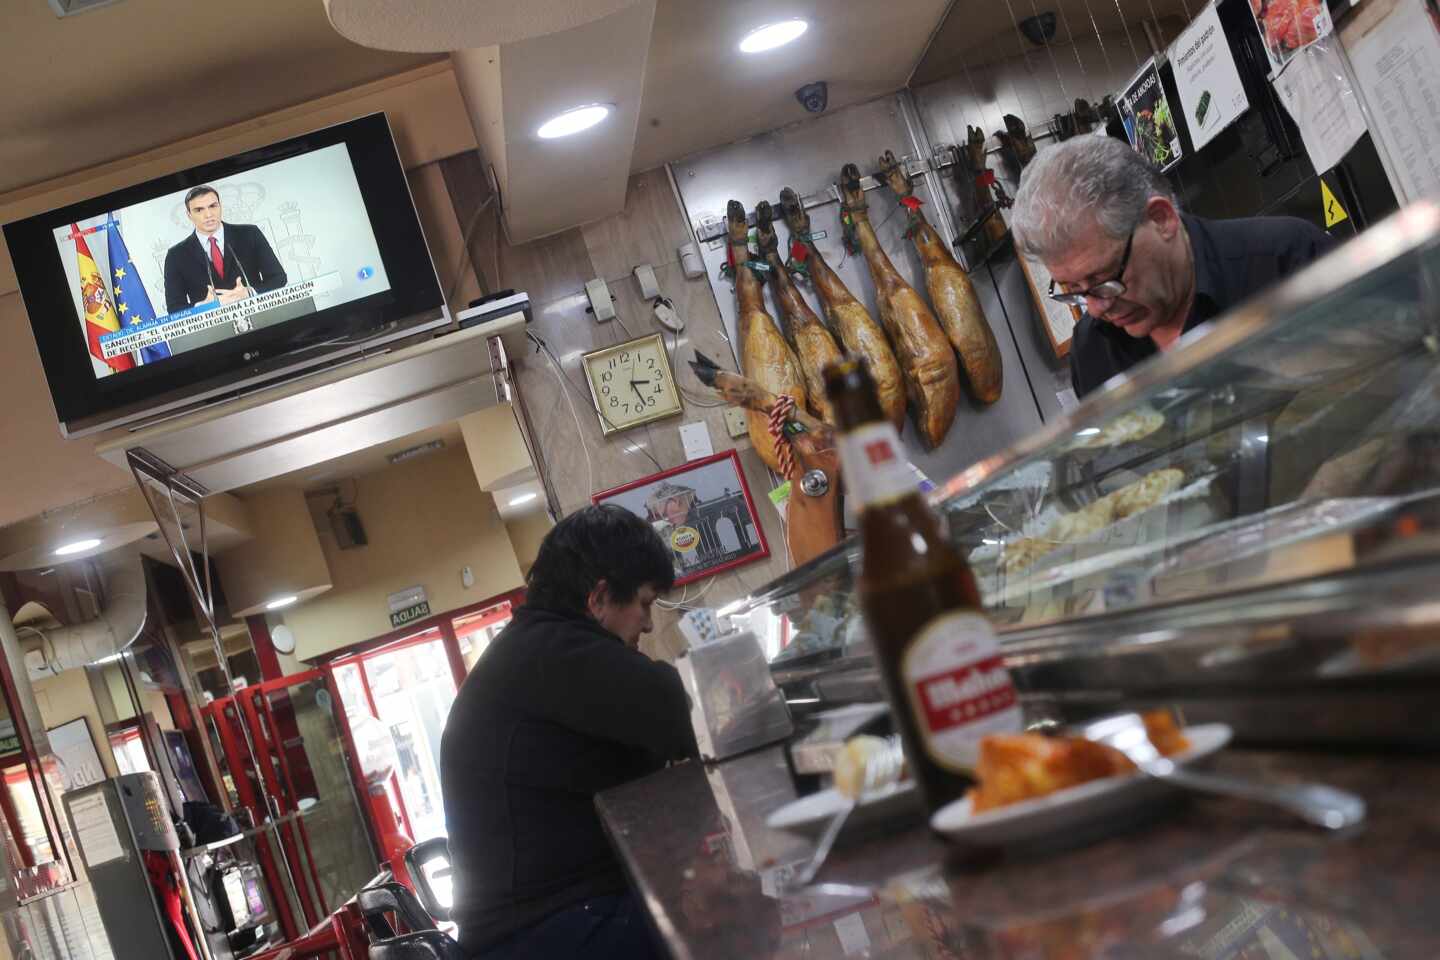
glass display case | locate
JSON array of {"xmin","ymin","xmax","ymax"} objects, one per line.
[{"xmin": 737, "ymin": 203, "xmax": 1440, "ymax": 745}]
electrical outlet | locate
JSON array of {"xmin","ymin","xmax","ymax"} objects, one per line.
[{"xmin": 723, "ymin": 407, "xmax": 748, "ymax": 439}]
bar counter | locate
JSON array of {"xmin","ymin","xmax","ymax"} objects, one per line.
[{"xmin": 597, "ymin": 743, "xmax": 1438, "ymax": 958}]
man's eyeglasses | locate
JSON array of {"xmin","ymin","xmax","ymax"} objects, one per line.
[{"xmin": 1048, "ymin": 229, "xmax": 1135, "ymax": 307}]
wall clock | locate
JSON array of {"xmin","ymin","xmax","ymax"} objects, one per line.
[{"xmin": 581, "ymin": 333, "xmax": 683, "ymax": 436}]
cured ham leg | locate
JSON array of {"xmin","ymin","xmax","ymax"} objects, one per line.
[
  {"xmin": 729, "ymin": 200, "xmax": 808, "ymax": 473},
  {"xmin": 838, "ymin": 163, "xmax": 959, "ymax": 449},
  {"xmin": 780, "ymin": 187, "xmax": 906, "ymax": 432},
  {"xmin": 690, "ymin": 351, "xmax": 840, "ymax": 569},
  {"xmin": 962, "ymin": 126, "xmax": 1008, "ymax": 246},
  {"xmin": 878, "ymin": 150, "xmax": 1003, "ymax": 404},
  {"xmin": 754, "ymin": 200, "xmax": 842, "ymax": 424}
]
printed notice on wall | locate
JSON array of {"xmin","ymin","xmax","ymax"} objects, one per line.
[
  {"xmin": 1271, "ymin": 39, "xmax": 1368, "ymax": 174},
  {"xmin": 69, "ymin": 792, "xmax": 126, "ymax": 868},
  {"xmin": 1171, "ymin": 3, "xmax": 1251, "ymax": 150},
  {"xmin": 1346, "ymin": 0, "xmax": 1440, "ymax": 202},
  {"xmin": 1117, "ymin": 59, "xmax": 1184, "ymax": 172},
  {"xmin": 1248, "ymin": 0, "xmax": 1334, "ymax": 74}
]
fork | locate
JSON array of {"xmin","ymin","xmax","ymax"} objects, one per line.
[
  {"xmin": 1079, "ymin": 713, "xmax": 1365, "ymax": 830},
  {"xmin": 785, "ymin": 736, "xmax": 904, "ymax": 892}
]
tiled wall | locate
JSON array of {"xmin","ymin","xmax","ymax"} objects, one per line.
[{"xmin": 439, "ymin": 154, "xmax": 790, "ymax": 661}]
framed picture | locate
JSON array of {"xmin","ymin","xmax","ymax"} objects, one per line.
[
  {"xmin": 47, "ymin": 717, "xmax": 106, "ymax": 791},
  {"xmin": 592, "ymin": 450, "xmax": 770, "ymax": 587}
]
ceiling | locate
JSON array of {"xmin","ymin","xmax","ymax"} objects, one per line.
[
  {"xmin": 631, "ymin": 0, "xmax": 953, "ymax": 172},
  {"xmin": 0, "ymin": 0, "xmax": 438, "ymax": 195},
  {"xmin": 241, "ymin": 421, "xmax": 465, "ymax": 495},
  {"xmin": 0, "ymin": 0, "xmax": 958, "ymax": 224},
  {"xmin": 0, "ymin": 0, "xmax": 1190, "ymax": 274},
  {"xmin": 911, "ymin": 0, "xmax": 1191, "ymax": 84}
]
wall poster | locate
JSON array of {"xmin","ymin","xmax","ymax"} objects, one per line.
[
  {"xmin": 1247, "ymin": 0, "xmax": 1334, "ymax": 74},
  {"xmin": 48, "ymin": 718, "xmax": 106, "ymax": 792},
  {"xmin": 1171, "ymin": 2, "xmax": 1252, "ymax": 150},
  {"xmin": 1118, "ymin": 59, "xmax": 1185, "ymax": 171}
]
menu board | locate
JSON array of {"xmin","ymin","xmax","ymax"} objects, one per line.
[
  {"xmin": 1171, "ymin": 3, "xmax": 1251, "ymax": 150},
  {"xmin": 1247, "ymin": 0, "xmax": 1334, "ymax": 74},
  {"xmin": 69, "ymin": 792, "xmax": 126, "ymax": 869},
  {"xmin": 1345, "ymin": 0, "xmax": 1440, "ymax": 201},
  {"xmin": 1118, "ymin": 59, "xmax": 1184, "ymax": 172}
]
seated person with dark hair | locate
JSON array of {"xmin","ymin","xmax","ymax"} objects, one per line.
[{"xmin": 440, "ymin": 504, "xmax": 696, "ymax": 960}]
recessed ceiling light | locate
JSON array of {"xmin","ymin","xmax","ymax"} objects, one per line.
[
  {"xmin": 739, "ymin": 19, "xmax": 808, "ymax": 54},
  {"xmin": 54, "ymin": 538, "xmax": 102, "ymax": 557},
  {"xmin": 266, "ymin": 595, "xmax": 299, "ymax": 611},
  {"xmin": 537, "ymin": 104, "xmax": 612, "ymax": 140},
  {"xmin": 508, "ymin": 492, "xmax": 538, "ymax": 507}
]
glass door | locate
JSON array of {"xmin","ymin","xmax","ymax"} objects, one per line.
[
  {"xmin": 329, "ymin": 632, "xmax": 459, "ymax": 844},
  {"xmin": 205, "ymin": 670, "xmax": 380, "ymax": 936}
]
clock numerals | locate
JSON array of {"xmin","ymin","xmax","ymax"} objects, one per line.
[{"xmin": 586, "ymin": 336, "xmax": 681, "ymax": 435}]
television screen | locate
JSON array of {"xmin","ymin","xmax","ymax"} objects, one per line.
[{"xmin": 5, "ymin": 113, "xmax": 447, "ymax": 436}]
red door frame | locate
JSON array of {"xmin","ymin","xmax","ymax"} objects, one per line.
[
  {"xmin": 237, "ymin": 682, "xmax": 329, "ymax": 927},
  {"xmin": 313, "ymin": 587, "xmax": 526, "ymax": 687},
  {"xmin": 203, "ymin": 668, "xmax": 383, "ymax": 938},
  {"xmin": 316, "ymin": 589, "xmax": 523, "ymax": 841}
]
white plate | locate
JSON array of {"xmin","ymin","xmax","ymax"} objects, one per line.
[
  {"xmin": 930, "ymin": 723, "xmax": 1233, "ymax": 847},
  {"xmin": 766, "ymin": 779, "xmax": 921, "ymax": 836}
]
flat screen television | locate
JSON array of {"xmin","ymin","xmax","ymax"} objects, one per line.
[{"xmin": 3, "ymin": 112, "xmax": 449, "ymax": 437}]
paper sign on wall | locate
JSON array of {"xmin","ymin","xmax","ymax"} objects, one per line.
[
  {"xmin": 69, "ymin": 792, "xmax": 126, "ymax": 868},
  {"xmin": 1118, "ymin": 59, "xmax": 1184, "ymax": 171},
  {"xmin": 1271, "ymin": 40, "xmax": 1368, "ymax": 174},
  {"xmin": 1345, "ymin": 0, "xmax": 1440, "ymax": 202},
  {"xmin": 1171, "ymin": 2, "xmax": 1251, "ymax": 150},
  {"xmin": 1247, "ymin": 0, "xmax": 1334, "ymax": 75}
]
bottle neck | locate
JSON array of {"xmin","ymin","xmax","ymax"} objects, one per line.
[{"xmin": 837, "ymin": 419, "xmax": 917, "ymax": 510}]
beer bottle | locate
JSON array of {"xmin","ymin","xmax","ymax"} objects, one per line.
[{"xmin": 824, "ymin": 357, "xmax": 1020, "ymax": 815}]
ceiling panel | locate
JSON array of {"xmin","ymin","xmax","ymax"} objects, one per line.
[
  {"xmin": 911, "ymin": 0, "xmax": 1193, "ymax": 85},
  {"xmin": 0, "ymin": 0, "xmax": 438, "ymax": 194},
  {"xmin": 633, "ymin": 0, "xmax": 952, "ymax": 171}
]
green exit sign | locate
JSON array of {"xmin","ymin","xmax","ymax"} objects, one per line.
[{"xmin": 390, "ymin": 601, "xmax": 432, "ymax": 629}]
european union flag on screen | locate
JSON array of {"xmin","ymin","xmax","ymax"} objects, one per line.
[{"xmin": 106, "ymin": 215, "xmax": 171, "ymax": 364}]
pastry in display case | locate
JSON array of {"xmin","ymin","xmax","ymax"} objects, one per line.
[{"xmin": 735, "ymin": 202, "xmax": 1440, "ymax": 746}]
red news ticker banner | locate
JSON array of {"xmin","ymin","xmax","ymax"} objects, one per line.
[{"xmin": 914, "ymin": 655, "xmax": 1017, "ymax": 734}]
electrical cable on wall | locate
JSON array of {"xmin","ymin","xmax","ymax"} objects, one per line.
[
  {"xmin": 527, "ymin": 331, "xmax": 665, "ymax": 474},
  {"xmin": 656, "ymin": 575, "xmax": 718, "ymax": 610},
  {"xmin": 446, "ymin": 194, "xmax": 496, "ymax": 307}
]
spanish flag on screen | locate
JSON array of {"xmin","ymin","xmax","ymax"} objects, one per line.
[{"xmin": 73, "ymin": 224, "xmax": 134, "ymax": 374}]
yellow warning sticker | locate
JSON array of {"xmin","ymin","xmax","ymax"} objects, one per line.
[{"xmin": 1321, "ymin": 180, "xmax": 1349, "ymax": 229}]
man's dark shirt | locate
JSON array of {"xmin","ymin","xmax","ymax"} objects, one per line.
[
  {"xmin": 1070, "ymin": 215, "xmax": 1337, "ymax": 397},
  {"xmin": 439, "ymin": 605, "xmax": 696, "ymax": 955}
]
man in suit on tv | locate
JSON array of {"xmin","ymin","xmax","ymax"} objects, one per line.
[{"xmin": 163, "ymin": 185, "xmax": 287, "ymax": 315}]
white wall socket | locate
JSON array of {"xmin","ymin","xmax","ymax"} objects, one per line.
[{"xmin": 722, "ymin": 408, "xmax": 748, "ymax": 438}]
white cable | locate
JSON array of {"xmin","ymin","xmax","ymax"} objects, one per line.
[
  {"xmin": 548, "ymin": 351, "xmax": 595, "ymax": 497},
  {"xmin": 657, "ymin": 575, "xmax": 719, "ymax": 610}
]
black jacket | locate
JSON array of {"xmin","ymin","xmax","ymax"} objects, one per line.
[
  {"xmin": 1070, "ymin": 214, "xmax": 1337, "ymax": 397},
  {"xmin": 439, "ymin": 605, "xmax": 696, "ymax": 953},
  {"xmin": 162, "ymin": 222, "xmax": 287, "ymax": 314}
]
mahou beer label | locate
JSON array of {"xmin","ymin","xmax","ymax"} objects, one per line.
[
  {"xmin": 901, "ymin": 612, "xmax": 1021, "ymax": 771},
  {"xmin": 838, "ymin": 422, "xmax": 916, "ymax": 507}
]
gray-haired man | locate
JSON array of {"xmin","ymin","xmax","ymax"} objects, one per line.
[{"xmin": 1011, "ymin": 136, "xmax": 1336, "ymax": 397}]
